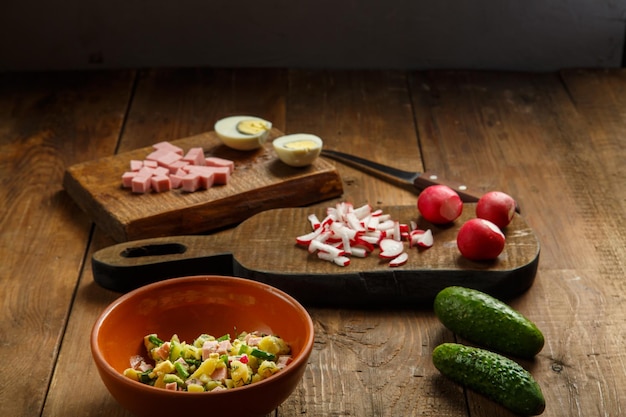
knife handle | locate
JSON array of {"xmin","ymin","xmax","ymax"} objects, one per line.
[{"xmin": 414, "ymin": 171, "xmax": 520, "ymax": 213}]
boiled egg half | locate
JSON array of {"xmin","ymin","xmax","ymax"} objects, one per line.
[
  {"xmin": 273, "ymin": 134, "xmax": 323, "ymax": 167},
  {"xmin": 214, "ymin": 115, "xmax": 272, "ymax": 150}
]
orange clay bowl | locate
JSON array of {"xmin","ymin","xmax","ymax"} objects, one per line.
[{"xmin": 91, "ymin": 275, "xmax": 315, "ymax": 417}]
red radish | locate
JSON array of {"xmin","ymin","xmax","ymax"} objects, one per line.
[
  {"xmin": 476, "ymin": 191, "xmax": 517, "ymax": 229},
  {"xmin": 417, "ymin": 185, "xmax": 463, "ymax": 224},
  {"xmin": 456, "ymin": 218, "xmax": 506, "ymax": 261}
]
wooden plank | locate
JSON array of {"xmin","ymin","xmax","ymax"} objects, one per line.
[
  {"xmin": 63, "ymin": 129, "xmax": 343, "ymax": 242},
  {"xmin": 42, "ymin": 68, "xmax": 290, "ymax": 417},
  {"xmin": 410, "ymin": 70, "xmax": 626, "ymax": 416},
  {"xmin": 280, "ymin": 70, "xmax": 459, "ymax": 416},
  {"xmin": 0, "ymin": 70, "xmax": 134, "ymax": 417}
]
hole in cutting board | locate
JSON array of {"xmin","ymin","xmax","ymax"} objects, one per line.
[{"xmin": 121, "ymin": 243, "xmax": 187, "ymax": 258}]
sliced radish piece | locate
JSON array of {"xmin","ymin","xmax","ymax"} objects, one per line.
[
  {"xmin": 308, "ymin": 239, "xmax": 345, "ymax": 257},
  {"xmin": 379, "ymin": 238, "xmax": 405, "ymax": 259},
  {"xmin": 350, "ymin": 247, "xmax": 369, "ymax": 258},
  {"xmin": 333, "ymin": 256, "xmax": 351, "ymax": 267},
  {"xmin": 308, "ymin": 214, "xmax": 321, "ymax": 230},
  {"xmin": 353, "ymin": 203, "xmax": 372, "ymax": 219},
  {"xmin": 389, "ymin": 252, "xmax": 408, "ymax": 267},
  {"xmin": 410, "ymin": 229, "xmax": 434, "ymax": 248}
]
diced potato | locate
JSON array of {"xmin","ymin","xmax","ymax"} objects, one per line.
[
  {"xmin": 257, "ymin": 360, "xmax": 279, "ymax": 379},
  {"xmin": 151, "ymin": 359, "xmax": 175, "ymax": 378},
  {"xmin": 189, "ymin": 353, "xmax": 218, "ymax": 379},
  {"xmin": 123, "ymin": 368, "xmax": 140, "ymax": 381},
  {"xmin": 187, "ymin": 383, "xmax": 205, "ymax": 393},
  {"xmin": 230, "ymin": 360, "xmax": 252, "ymax": 387},
  {"xmin": 258, "ymin": 336, "xmax": 290, "ymax": 355}
]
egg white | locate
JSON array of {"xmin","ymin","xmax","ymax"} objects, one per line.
[{"xmin": 214, "ymin": 115, "xmax": 272, "ymax": 150}]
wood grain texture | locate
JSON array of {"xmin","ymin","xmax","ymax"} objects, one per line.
[
  {"xmin": 63, "ymin": 129, "xmax": 343, "ymax": 241},
  {"xmin": 91, "ymin": 205, "xmax": 539, "ymax": 304},
  {"xmin": 42, "ymin": 68, "xmax": 292, "ymax": 417},
  {"xmin": 8, "ymin": 68, "xmax": 622, "ymax": 417},
  {"xmin": 0, "ymin": 70, "xmax": 134, "ymax": 417},
  {"xmin": 411, "ymin": 70, "xmax": 626, "ymax": 417}
]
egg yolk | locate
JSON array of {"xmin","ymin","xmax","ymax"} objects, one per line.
[
  {"xmin": 282, "ymin": 140, "xmax": 318, "ymax": 151},
  {"xmin": 237, "ymin": 120, "xmax": 270, "ymax": 135}
]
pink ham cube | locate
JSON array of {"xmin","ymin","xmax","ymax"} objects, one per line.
[
  {"xmin": 153, "ymin": 141, "xmax": 184, "ymax": 155},
  {"xmin": 151, "ymin": 175, "xmax": 172, "ymax": 193},
  {"xmin": 182, "ymin": 147, "xmax": 206, "ymax": 166},
  {"xmin": 121, "ymin": 171, "xmax": 137, "ymax": 188},
  {"xmin": 131, "ymin": 174, "xmax": 152, "ymax": 193},
  {"xmin": 130, "ymin": 160, "xmax": 144, "ymax": 171},
  {"xmin": 155, "ymin": 151, "xmax": 183, "ymax": 168},
  {"xmin": 198, "ymin": 172, "xmax": 215, "ymax": 189},
  {"xmin": 181, "ymin": 173, "xmax": 201, "ymax": 192},
  {"xmin": 205, "ymin": 157, "xmax": 235, "ymax": 174}
]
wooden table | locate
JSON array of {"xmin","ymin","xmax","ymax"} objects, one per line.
[{"xmin": 1, "ymin": 68, "xmax": 624, "ymax": 416}]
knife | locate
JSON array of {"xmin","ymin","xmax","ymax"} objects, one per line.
[{"xmin": 321, "ymin": 149, "xmax": 520, "ymax": 212}]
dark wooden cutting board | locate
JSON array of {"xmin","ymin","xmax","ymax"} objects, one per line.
[
  {"xmin": 92, "ymin": 204, "xmax": 540, "ymax": 308},
  {"xmin": 63, "ymin": 129, "xmax": 343, "ymax": 242}
]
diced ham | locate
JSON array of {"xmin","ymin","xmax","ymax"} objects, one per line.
[
  {"xmin": 167, "ymin": 160, "xmax": 189, "ymax": 174},
  {"xmin": 202, "ymin": 340, "xmax": 219, "ymax": 360},
  {"xmin": 138, "ymin": 166, "xmax": 156, "ymax": 176},
  {"xmin": 151, "ymin": 175, "xmax": 172, "ymax": 193},
  {"xmin": 122, "ymin": 142, "xmax": 235, "ymax": 194},
  {"xmin": 130, "ymin": 160, "xmax": 144, "ymax": 171},
  {"xmin": 182, "ymin": 147, "xmax": 206, "ymax": 166},
  {"xmin": 210, "ymin": 366, "xmax": 227, "ymax": 382},
  {"xmin": 145, "ymin": 148, "xmax": 171, "ymax": 162},
  {"xmin": 217, "ymin": 339, "xmax": 232, "ymax": 355},
  {"xmin": 155, "ymin": 341, "xmax": 171, "ymax": 360},
  {"xmin": 209, "ymin": 167, "xmax": 230, "ymax": 185},
  {"xmin": 244, "ymin": 334, "xmax": 262, "ymax": 347},
  {"xmin": 184, "ymin": 165, "xmax": 230, "ymax": 185},
  {"xmin": 205, "ymin": 156, "xmax": 235, "ymax": 174},
  {"xmin": 198, "ymin": 172, "xmax": 215, "ymax": 190},
  {"xmin": 122, "ymin": 171, "xmax": 137, "ymax": 188},
  {"xmin": 276, "ymin": 355, "xmax": 293, "ymax": 369},
  {"xmin": 165, "ymin": 382, "xmax": 178, "ymax": 391},
  {"xmin": 155, "ymin": 151, "xmax": 183, "ymax": 168},
  {"xmin": 153, "ymin": 141, "xmax": 184, "ymax": 155},
  {"xmin": 131, "ymin": 174, "xmax": 152, "ymax": 193},
  {"xmin": 170, "ymin": 173, "xmax": 184, "ymax": 189},
  {"xmin": 181, "ymin": 173, "xmax": 201, "ymax": 192}
]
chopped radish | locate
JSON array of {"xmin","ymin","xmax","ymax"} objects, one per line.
[
  {"xmin": 410, "ymin": 229, "xmax": 434, "ymax": 248},
  {"xmin": 298, "ymin": 202, "xmax": 419, "ymax": 267},
  {"xmin": 308, "ymin": 214, "xmax": 321, "ymax": 230},
  {"xmin": 379, "ymin": 238, "xmax": 404, "ymax": 259},
  {"xmin": 389, "ymin": 252, "xmax": 408, "ymax": 267}
]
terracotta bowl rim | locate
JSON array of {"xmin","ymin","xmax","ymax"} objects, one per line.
[{"xmin": 91, "ymin": 275, "xmax": 315, "ymax": 397}]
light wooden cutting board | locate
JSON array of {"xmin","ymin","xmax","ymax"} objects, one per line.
[{"xmin": 63, "ymin": 129, "xmax": 343, "ymax": 242}]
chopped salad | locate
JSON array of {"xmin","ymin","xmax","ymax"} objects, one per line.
[{"xmin": 123, "ymin": 331, "xmax": 292, "ymax": 392}]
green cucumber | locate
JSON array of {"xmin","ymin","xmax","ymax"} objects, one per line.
[
  {"xmin": 434, "ymin": 286, "xmax": 544, "ymax": 358},
  {"xmin": 433, "ymin": 343, "xmax": 545, "ymax": 416}
]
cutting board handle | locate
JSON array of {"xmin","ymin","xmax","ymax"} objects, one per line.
[{"xmin": 92, "ymin": 235, "xmax": 234, "ymax": 292}]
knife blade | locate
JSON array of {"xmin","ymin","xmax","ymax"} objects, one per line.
[{"xmin": 321, "ymin": 149, "xmax": 520, "ymax": 212}]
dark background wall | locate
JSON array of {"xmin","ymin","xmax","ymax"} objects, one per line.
[{"xmin": 1, "ymin": 0, "xmax": 625, "ymax": 71}]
